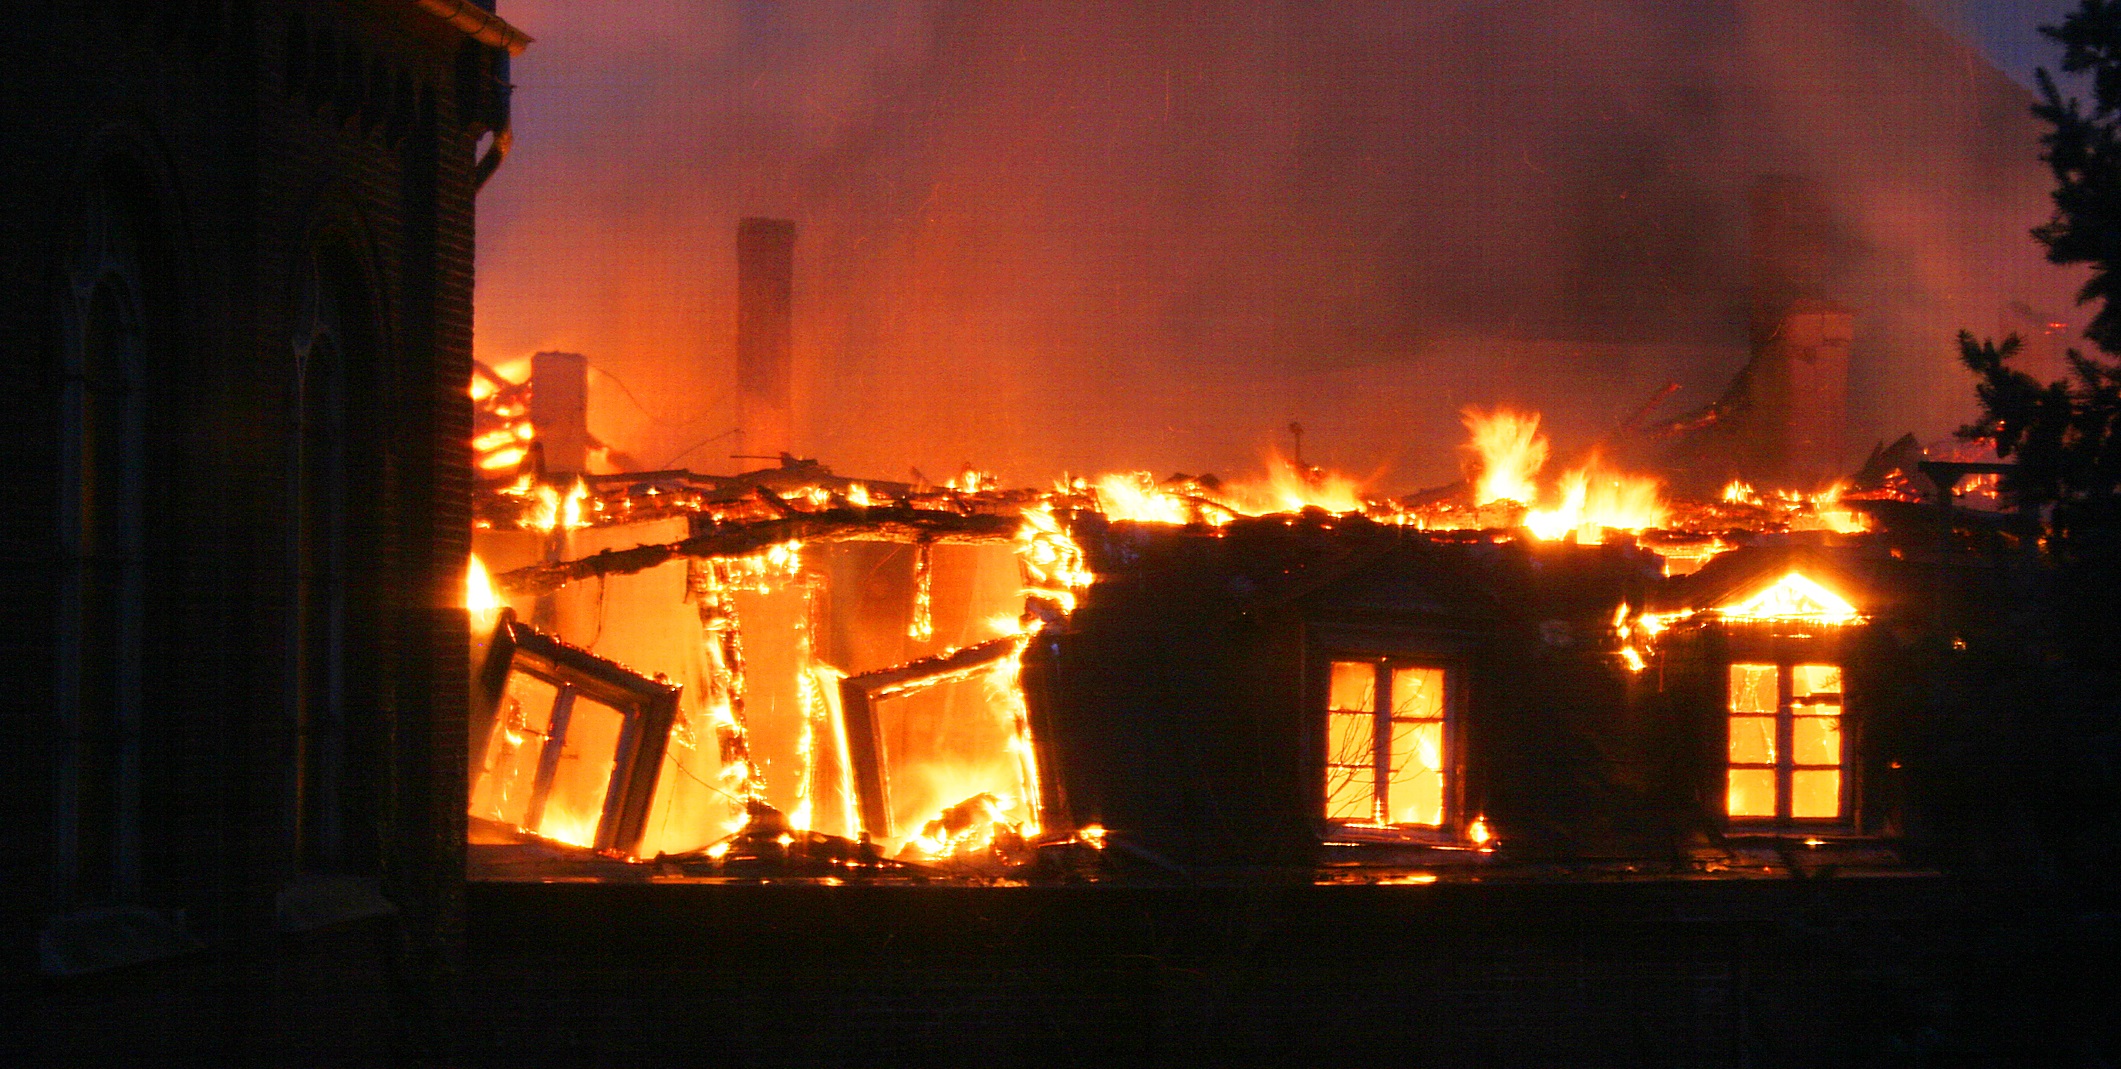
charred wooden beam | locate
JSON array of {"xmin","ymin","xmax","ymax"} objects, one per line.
[
  {"xmin": 853, "ymin": 636, "xmax": 1021, "ymax": 700},
  {"xmin": 492, "ymin": 509, "xmax": 1022, "ymax": 597}
]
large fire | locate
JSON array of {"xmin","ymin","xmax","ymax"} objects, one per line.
[{"xmin": 467, "ymin": 371, "xmax": 1896, "ymax": 870}]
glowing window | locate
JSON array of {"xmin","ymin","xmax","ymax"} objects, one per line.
[
  {"xmin": 469, "ymin": 615, "xmax": 681, "ymax": 854},
  {"xmin": 1726, "ymin": 662, "xmax": 1844, "ymax": 824},
  {"xmin": 1324, "ymin": 660, "xmax": 1449, "ymax": 828}
]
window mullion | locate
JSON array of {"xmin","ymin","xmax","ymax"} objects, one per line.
[
  {"xmin": 1776, "ymin": 661, "xmax": 1794, "ymax": 823},
  {"xmin": 1372, "ymin": 663, "xmax": 1392, "ymax": 825}
]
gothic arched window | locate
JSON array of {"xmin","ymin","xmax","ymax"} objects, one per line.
[
  {"xmin": 58, "ymin": 182, "xmax": 150, "ymax": 907},
  {"xmin": 290, "ymin": 242, "xmax": 383, "ymax": 875}
]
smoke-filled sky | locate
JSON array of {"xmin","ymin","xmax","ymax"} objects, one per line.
[
  {"xmin": 476, "ymin": 0, "xmax": 2084, "ymax": 492},
  {"xmin": 1914, "ymin": 0, "xmax": 2081, "ymax": 91}
]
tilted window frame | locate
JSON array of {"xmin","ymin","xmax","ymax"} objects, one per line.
[
  {"xmin": 836, "ymin": 636, "xmax": 1028, "ymax": 841},
  {"xmin": 473, "ymin": 611, "xmax": 681, "ymax": 855}
]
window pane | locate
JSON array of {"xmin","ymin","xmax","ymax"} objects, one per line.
[
  {"xmin": 1791, "ymin": 770, "xmax": 1841, "ymax": 819},
  {"xmin": 1728, "ymin": 716, "xmax": 1777, "ymax": 765},
  {"xmin": 1325, "ymin": 763, "xmax": 1375, "ymax": 822},
  {"xmin": 1326, "ymin": 710, "xmax": 1375, "ymax": 770},
  {"xmin": 505, "ymin": 674, "xmax": 558, "ymax": 735},
  {"xmin": 1727, "ymin": 769, "xmax": 1777, "ymax": 818},
  {"xmin": 470, "ymin": 673, "xmax": 559, "ymax": 828},
  {"xmin": 1390, "ymin": 667, "xmax": 1445, "ymax": 719},
  {"xmin": 1387, "ymin": 720, "xmax": 1444, "ymax": 826},
  {"xmin": 1792, "ymin": 664, "xmax": 1842, "ymax": 699},
  {"xmin": 1793, "ymin": 717, "xmax": 1841, "ymax": 766},
  {"xmin": 1329, "ymin": 661, "xmax": 1375, "ymax": 713},
  {"xmin": 538, "ymin": 696, "xmax": 627, "ymax": 848},
  {"xmin": 1728, "ymin": 664, "xmax": 1777, "ymax": 713},
  {"xmin": 1325, "ymin": 709, "xmax": 1375, "ymax": 822}
]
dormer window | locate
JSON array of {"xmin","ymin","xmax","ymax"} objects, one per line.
[
  {"xmin": 1726, "ymin": 661, "xmax": 1844, "ymax": 823},
  {"xmin": 1323, "ymin": 659, "xmax": 1451, "ymax": 830}
]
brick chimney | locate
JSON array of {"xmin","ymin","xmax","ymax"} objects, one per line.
[
  {"xmin": 736, "ymin": 218, "xmax": 796, "ymax": 462},
  {"xmin": 529, "ymin": 350, "xmax": 589, "ymax": 475},
  {"xmin": 1744, "ymin": 177, "xmax": 1850, "ymax": 485}
]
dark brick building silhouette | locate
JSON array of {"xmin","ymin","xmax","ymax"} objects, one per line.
[{"xmin": 2, "ymin": 2, "xmax": 523, "ymax": 1059}]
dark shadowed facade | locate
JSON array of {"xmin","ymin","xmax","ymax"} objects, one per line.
[{"xmin": 2, "ymin": 1, "xmax": 522, "ymax": 1060}]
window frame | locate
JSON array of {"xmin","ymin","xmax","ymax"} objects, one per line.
[
  {"xmin": 471, "ymin": 612, "xmax": 681, "ymax": 855},
  {"xmin": 56, "ymin": 180, "xmax": 154, "ymax": 908},
  {"xmin": 837, "ymin": 636, "xmax": 1031, "ymax": 841},
  {"xmin": 290, "ymin": 240, "xmax": 389, "ymax": 875},
  {"xmin": 1719, "ymin": 642, "xmax": 1857, "ymax": 834},
  {"xmin": 1313, "ymin": 652, "xmax": 1465, "ymax": 844}
]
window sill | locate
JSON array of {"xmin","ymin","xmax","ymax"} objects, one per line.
[{"xmin": 1319, "ymin": 822, "xmax": 1476, "ymax": 849}]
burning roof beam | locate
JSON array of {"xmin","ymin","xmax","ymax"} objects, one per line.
[{"xmin": 493, "ymin": 508, "xmax": 1021, "ymax": 598}]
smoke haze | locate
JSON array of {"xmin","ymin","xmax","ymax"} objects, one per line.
[{"xmin": 477, "ymin": 0, "xmax": 2079, "ymax": 491}]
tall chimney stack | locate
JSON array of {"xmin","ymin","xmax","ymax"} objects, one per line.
[
  {"xmin": 529, "ymin": 350, "xmax": 590, "ymax": 475},
  {"xmin": 1746, "ymin": 177, "xmax": 1850, "ymax": 485},
  {"xmin": 1748, "ymin": 176, "xmax": 1836, "ymax": 347},
  {"xmin": 736, "ymin": 217, "xmax": 796, "ymax": 464}
]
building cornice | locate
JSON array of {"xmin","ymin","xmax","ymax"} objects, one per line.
[{"xmin": 405, "ymin": 0, "xmax": 531, "ymax": 56}]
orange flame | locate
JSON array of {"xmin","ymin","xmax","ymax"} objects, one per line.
[
  {"xmin": 1796, "ymin": 483, "xmax": 1870, "ymax": 534},
  {"xmin": 1232, "ymin": 453, "xmax": 1367, "ymax": 515},
  {"xmin": 1525, "ymin": 466, "xmax": 1666, "ymax": 540},
  {"xmin": 1092, "ymin": 472, "xmax": 1200, "ymax": 524},
  {"xmin": 1716, "ymin": 571, "xmax": 1862, "ymax": 625},
  {"xmin": 467, "ymin": 553, "xmax": 500, "ymax": 617},
  {"xmin": 524, "ymin": 478, "xmax": 592, "ymax": 532},
  {"xmin": 1462, "ymin": 407, "xmax": 1548, "ymax": 505}
]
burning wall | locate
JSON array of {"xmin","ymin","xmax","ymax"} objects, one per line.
[{"xmin": 467, "ymin": 469, "xmax": 1065, "ymax": 864}]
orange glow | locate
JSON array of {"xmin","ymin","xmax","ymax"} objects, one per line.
[
  {"xmin": 1374, "ymin": 873, "xmax": 1439, "ymax": 885},
  {"xmin": 1727, "ymin": 769, "xmax": 1777, "ymax": 817},
  {"xmin": 1467, "ymin": 816, "xmax": 1493, "ymax": 847},
  {"xmin": 478, "ymin": 447, "xmax": 529, "ymax": 472},
  {"xmin": 1462, "ymin": 407, "xmax": 1547, "ymax": 505},
  {"xmin": 1091, "ymin": 471, "xmax": 1199, "ymax": 524},
  {"xmin": 1524, "ymin": 466, "xmax": 1667, "ymax": 541},
  {"xmin": 1716, "ymin": 571, "xmax": 1861, "ymax": 625},
  {"xmin": 467, "ymin": 553, "xmax": 501, "ymax": 617},
  {"xmin": 471, "ymin": 362, "xmax": 534, "ymax": 474}
]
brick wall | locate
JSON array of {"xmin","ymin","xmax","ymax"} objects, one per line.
[{"xmin": 8, "ymin": 2, "xmax": 499, "ymax": 1059}]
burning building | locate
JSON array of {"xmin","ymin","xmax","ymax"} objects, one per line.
[
  {"xmin": 15, "ymin": 1, "xmax": 2101, "ymax": 1062},
  {"xmin": 461, "ymin": 382, "xmax": 1990, "ymax": 881}
]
